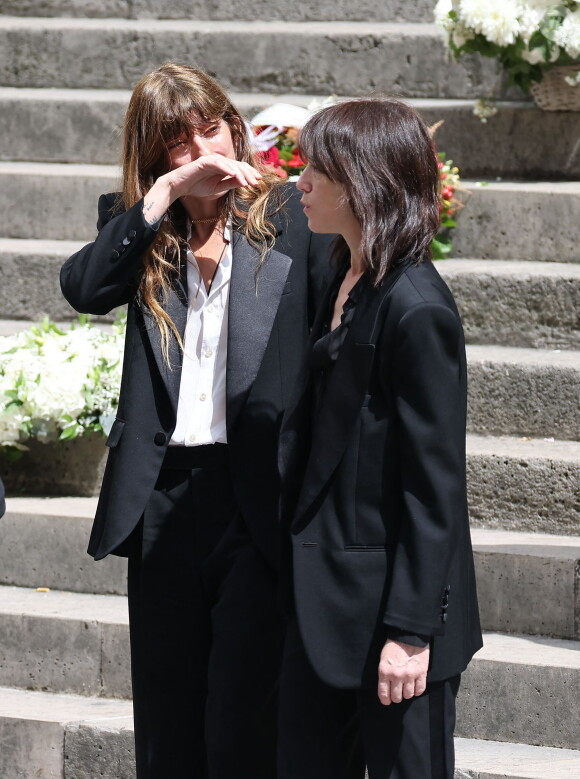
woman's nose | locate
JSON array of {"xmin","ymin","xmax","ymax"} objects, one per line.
[{"xmin": 191, "ymin": 135, "xmax": 210, "ymax": 158}]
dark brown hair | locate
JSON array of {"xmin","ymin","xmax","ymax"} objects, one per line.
[{"xmin": 298, "ymin": 98, "xmax": 441, "ymax": 283}]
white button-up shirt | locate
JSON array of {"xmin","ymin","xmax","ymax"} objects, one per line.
[{"xmin": 170, "ymin": 224, "xmax": 232, "ymax": 446}]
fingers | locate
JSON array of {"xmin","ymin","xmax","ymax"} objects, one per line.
[
  {"xmin": 197, "ymin": 155, "xmax": 262, "ymax": 189},
  {"xmin": 377, "ymin": 675, "xmax": 419, "ymax": 706},
  {"xmin": 377, "ymin": 639, "xmax": 430, "ymax": 707}
]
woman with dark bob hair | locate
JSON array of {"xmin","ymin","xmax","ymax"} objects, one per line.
[
  {"xmin": 60, "ymin": 63, "xmax": 331, "ymax": 778},
  {"xmin": 277, "ymin": 98, "xmax": 482, "ymax": 778}
]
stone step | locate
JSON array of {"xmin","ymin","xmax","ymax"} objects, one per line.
[
  {"xmin": 466, "ymin": 435, "xmax": 580, "ymax": 535},
  {"xmin": 0, "ymin": 237, "xmax": 87, "ymax": 322},
  {"xmin": 0, "ymin": 497, "xmax": 126, "ymax": 595},
  {"xmin": 0, "ymin": 686, "xmax": 134, "ymax": 778},
  {"xmin": 4, "ymin": 89, "xmax": 580, "ymax": 181},
  {"xmin": 439, "ymin": 260, "xmax": 580, "ymax": 350},
  {"xmin": 2, "ymin": 246, "xmax": 579, "ymax": 349},
  {"xmin": 457, "ymin": 633, "xmax": 580, "ymax": 750},
  {"xmin": 0, "ymin": 0, "xmax": 435, "ymax": 21},
  {"xmin": 455, "ymin": 181, "xmax": 580, "ymax": 263},
  {"xmin": 3, "ymin": 166, "xmax": 579, "ymax": 263},
  {"xmin": 0, "ymin": 161, "xmax": 118, "ymax": 241},
  {"xmin": 0, "ymin": 589, "xmax": 578, "ymax": 750},
  {"xmin": 0, "ymin": 18, "xmax": 501, "ymax": 98},
  {"xmin": 0, "ymin": 437, "xmax": 577, "ymax": 592},
  {"xmin": 2, "ymin": 501, "xmax": 579, "ymax": 640},
  {"xmin": 3, "ymin": 685, "xmax": 578, "ymax": 779},
  {"xmin": 454, "ymin": 739, "xmax": 580, "ymax": 779},
  {"xmin": 471, "ymin": 529, "xmax": 580, "ymax": 641},
  {"xmin": 0, "ymin": 585, "xmax": 131, "ymax": 698},
  {"xmin": 465, "ymin": 345, "xmax": 580, "ymax": 441}
]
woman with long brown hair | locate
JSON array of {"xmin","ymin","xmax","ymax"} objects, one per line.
[
  {"xmin": 61, "ymin": 63, "xmax": 331, "ymax": 779},
  {"xmin": 277, "ymin": 99, "xmax": 482, "ymax": 778}
]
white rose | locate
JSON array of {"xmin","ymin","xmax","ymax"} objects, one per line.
[
  {"xmin": 459, "ymin": 0, "xmax": 522, "ymax": 47},
  {"xmin": 554, "ymin": 10, "xmax": 580, "ymax": 59}
]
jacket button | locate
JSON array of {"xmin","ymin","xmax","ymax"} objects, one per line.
[
  {"xmin": 441, "ymin": 613, "xmax": 448, "ymax": 623},
  {"xmin": 128, "ymin": 230, "xmax": 137, "ymax": 238},
  {"xmin": 122, "ymin": 236, "xmax": 131, "ymax": 245},
  {"xmin": 154, "ymin": 432, "xmax": 166, "ymax": 446},
  {"xmin": 111, "ymin": 249, "xmax": 120, "ymax": 259}
]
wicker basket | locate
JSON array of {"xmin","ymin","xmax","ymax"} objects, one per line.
[{"xmin": 531, "ymin": 64, "xmax": 580, "ymax": 111}]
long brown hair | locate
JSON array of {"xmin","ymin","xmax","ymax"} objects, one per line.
[
  {"xmin": 298, "ymin": 98, "xmax": 441, "ymax": 284},
  {"xmin": 121, "ymin": 63, "xmax": 281, "ymax": 359}
]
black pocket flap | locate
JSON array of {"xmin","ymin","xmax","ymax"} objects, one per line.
[{"xmin": 105, "ymin": 418, "xmax": 125, "ymax": 448}]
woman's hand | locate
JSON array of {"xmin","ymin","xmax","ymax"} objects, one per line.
[
  {"xmin": 142, "ymin": 154, "xmax": 262, "ymax": 225},
  {"xmin": 166, "ymin": 153, "xmax": 262, "ymax": 200},
  {"xmin": 377, "ymin": 639, "xmax": 430, "ymax": 705}
]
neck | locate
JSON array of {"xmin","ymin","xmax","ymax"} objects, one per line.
[
  {"xmin": 341, "ymin": 223, "xmax": 364, "ymax": 276},
  {"xmin": 182, "ymin": 194, "xmax": 224, "ymax": 222}
]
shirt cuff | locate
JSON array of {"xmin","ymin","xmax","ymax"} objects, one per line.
[{"xmin": 385, "ymin": 628, "xmax": 430, "ymax": 648}]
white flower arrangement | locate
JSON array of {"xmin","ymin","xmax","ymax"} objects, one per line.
[
  {"xmin": 435, "ymin": 0, "xmax": 580, "ymax": 92},
  {"xmin": 0, "ymin": 316, "xmax": 125, "ymax": 455}
]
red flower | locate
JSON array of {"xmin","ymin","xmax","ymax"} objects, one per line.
[
  {"xmin": 286, "ymin": 152, "xmax": 306, "ymax": 168},
  {"xmin": 259, "ymin": 146, "xmax": 281, "ymax": 167}
]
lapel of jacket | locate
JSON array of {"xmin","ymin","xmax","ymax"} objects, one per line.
[
  {"xmin": 226, "ymin": 229, "xmax": 292, "ymax": 432},
  {"xmin": 144, "ymin": 248, "xmax": 189, "ymax": 417},
  {"xmin": 291, "ymin": 260, "xmax": 412, "ymax": 532}
]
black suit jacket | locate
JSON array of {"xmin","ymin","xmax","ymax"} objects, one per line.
[
  {"xmin": 279, "ymin": 258, "xmax": 482, "ymax": 687},
  {"xmin": 60, "ymin": 185, "xmax": 332, "ymax": 565}
]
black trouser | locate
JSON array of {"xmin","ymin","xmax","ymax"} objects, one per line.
[
  {"xmin": 278, "ymin": 616, "xmax": 460, "ymax": 779},
  {"xmin": 127, "ymin": 445, "xmax": 284, "ymax": 779}
]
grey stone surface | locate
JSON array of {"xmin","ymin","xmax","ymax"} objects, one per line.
[
  {"xmin": 471, "ymin": 529, "xmax": 580, "ymax": 639},
  {"xmin": 0, "ymin": 87, "xmax": 127, "ymax": 165},
  {"xmin": 0, "ymin": 612, "xmax": 103, "ymax": 695},
  {"xmin": 0, "ymin": 162, "xmax": 117, "ymax": 242},
  {"xmin": 439, "ymin": 260, "xmax": 580, "ymax": 350},
  {"xmin": 455, "ymin": 181, "xmax": 580, "ymax": 263},
  {"xmin": 421, "ymin": 100, "xmax": 580, "ymax": 181},
  {"xmin": 101, "ymin": 623, "xmax": 132, "ymax": 700},
  {"xmin": 6, "ymin": 91, "xmax": 580, "ymax": 180},
  {"xmin": 0, "ymin": 586, "xmax": 130, "ymax": 697},
  {"xmin": 0, "ymin": 238, "xmax": 92, "ymax": 321},
  {"xmin": 0, "ymin": 0, "xmax": 435, "ymax": 21},
  {"xmin": 0, "ymin": 686, "xmax": 132, "ymax": 779},
  {"xmin": 455, "ymin": 738, "xmax": 580, "ymax": 778},
  {"xmin": 457, "ymin": 633, "xmax": 580, "ymax": 750},
  {"xmin": 1, "ymin": 432, "xmax": 108, "ymax": 497},
  {"xmin": 466, "ymin": 346, "xmax": 580, "ymax": 441},
  {"xmin": 0, "ymin": 18, "xmax": 504, "ymax": 98},
  {"xmin": 0, "ymin": 500, "xmax": 127, "ymax": 595},
  {"xmin": 65, "ymin": 720, "xmax": 135, "ymax": 779},
  {"xmin": 466, "ymin": 435, "xmax": 580, "ymax": 535},
  {"xmin": 0, "ymin": 715, "xmax": 65, "ymax": 778}
]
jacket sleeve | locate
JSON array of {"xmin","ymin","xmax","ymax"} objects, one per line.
[
  {"xmin": 60, "ymin": 194, "xmax": 162, "ymax": 315},
  {"xmin": 380, "ymin": 301, "xmax": 467, "ymax": 637}
]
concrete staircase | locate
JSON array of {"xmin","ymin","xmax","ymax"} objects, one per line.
[{"xmin": 0, "ymin": 1, "xmax": 579, "ymax": 777}]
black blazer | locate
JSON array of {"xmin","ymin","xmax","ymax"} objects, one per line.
[
  {"xmin": 279, "ymin": 258, "xmax": 483, "ymax": 687},
  {"xmin": 60, "ymin": 185, "xmax": 332, "ymax": 565}
]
